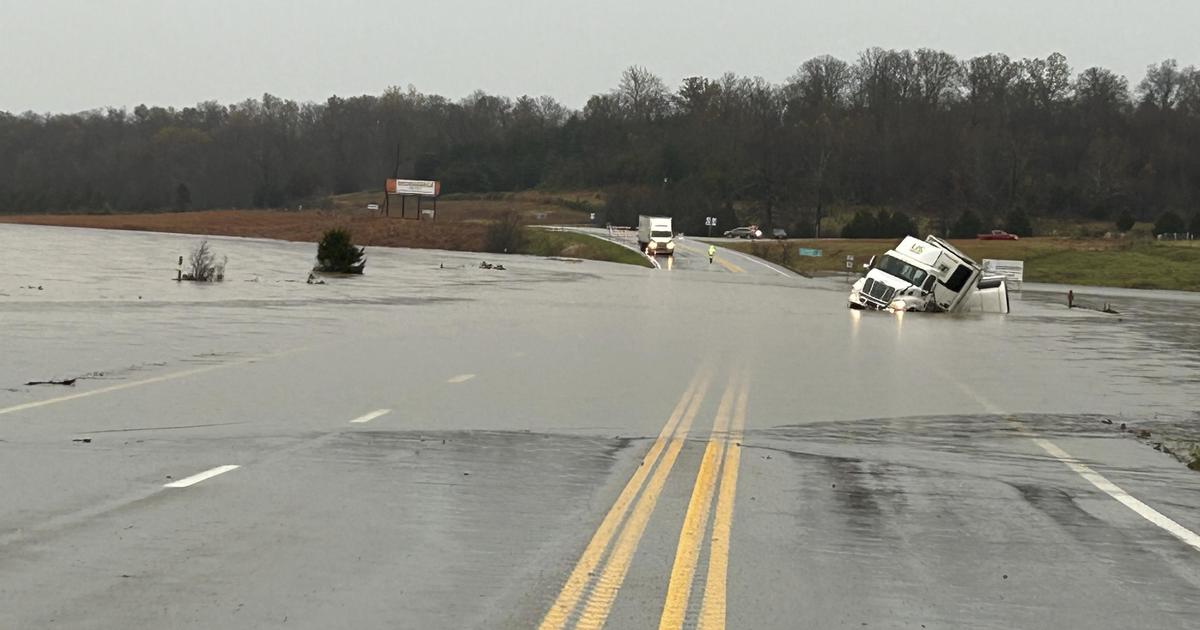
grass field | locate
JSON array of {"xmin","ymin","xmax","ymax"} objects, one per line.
[
  {"xmin": 524, "ymin": 229, "xmax": 652, "ymax": 267},
  {"xmin": 724, "ymin": 237, "xmax": 1200, "ymax": 292}
]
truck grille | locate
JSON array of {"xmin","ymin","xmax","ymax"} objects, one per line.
[{"xmin": 862, "ymin": 278, "xmax": 897, "ymax": 307}]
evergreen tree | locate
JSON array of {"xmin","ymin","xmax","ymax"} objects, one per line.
[
  {"xmin": 953, "ymin": 210, "xmax": 983, "ymax": 238},
  {"xmin": 1115, "ymin": 209, "xmax": 1136, "ymax": 232},
  {"xmin": 841, "ymin": 210, "xmax": 879, "ymax": 238},
  {"xmin": 315, "ymin": 228, "xmax": 366, "ymax": 273},
  {"xmin": 1154, "ymin": 211, "xmax": 1185, "ymax": 236},
  {"xmin": 1004, "ymin": 208, "xmax": 1034, "ymax": 237},
  {"xmin": 885, "ymin": 211, "xmax": 917, "ymax": 237}
]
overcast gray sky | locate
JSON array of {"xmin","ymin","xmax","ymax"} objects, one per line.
[{"xmin": 2, "ymin": 0, "xmax": 1198, "ymax": 113}]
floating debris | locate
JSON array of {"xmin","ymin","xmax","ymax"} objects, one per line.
[{"xmin": 26, "ymin": 378, "xmax": 76, "ymax": 386}]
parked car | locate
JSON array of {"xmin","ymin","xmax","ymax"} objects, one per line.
[
  {"xmin": 724, "ymin": 226, "xmax": 763, "ymax": 239},
  {"xmin": 771, "ymin": 228, "xmax": 788, "ymax": 239},
  {"xmin": 977, "ymin": 229, "xmax": 1019, "ymax": 240}
]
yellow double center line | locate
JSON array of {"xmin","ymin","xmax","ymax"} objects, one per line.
[
  {"xmin": 540, "ymin": 366, "xmax": 751, "ymax": 630},
  {"xmin": 539, "ymin": 366, "xmax": 713, "ymax": 630},
  {"xmin": 660, "ymin": 370, "xmax": 749, "ymax": 630}
]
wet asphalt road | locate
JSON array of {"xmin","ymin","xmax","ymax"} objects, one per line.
[{"xmin": 2, "ymin": 224, "xmax": 1199, "ymax": 629}]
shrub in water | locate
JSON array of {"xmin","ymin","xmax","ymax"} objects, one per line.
[
  {"xmin": 315, "ymin": 228, "xmax": 366, "ymax": 273},
  {"xmin": 183, "ymin": 240, "xmax": 225, "ymax": 282}
]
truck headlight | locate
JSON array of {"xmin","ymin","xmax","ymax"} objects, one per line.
[
  {"xmin": 666, "ymin": 241, "xmax": 675, "ymax": 249},
  {"xmin": 648, "ymin": 241, "xmax": 657, "ymax": 249}
]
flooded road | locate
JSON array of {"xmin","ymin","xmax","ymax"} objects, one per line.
[{"xmin": 2, "ymin": 224, "xmax": 1199, "ymax": 629}]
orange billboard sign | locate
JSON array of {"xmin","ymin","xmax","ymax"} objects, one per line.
[{"xmin": 386, "ymin": 179, "xmax": 440, "ymax": 196}]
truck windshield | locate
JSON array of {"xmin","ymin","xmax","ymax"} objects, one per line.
[
  {"xmin": 877, "ymin": 254, "xmax": 928, "ymax": 287},
  {"xmin": 651, "ymin": 230, "xmax": 672, "ymax": 238}
]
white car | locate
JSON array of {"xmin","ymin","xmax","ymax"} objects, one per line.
[{"xmin": 723, "ymin": 226, "xmax": 762, "ymax": 239}]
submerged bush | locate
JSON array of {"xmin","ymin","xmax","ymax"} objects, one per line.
[
  {"xmin": 182, "ymin": 240, "xmax": 225, "ymax": 282},
  {"xmin": 315, "ymin": 228, "xmax": 366, "ymax": 273}
]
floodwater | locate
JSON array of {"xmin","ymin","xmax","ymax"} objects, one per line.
[
  {"xmin": 0, "ymin": 224, "xmax": 632, "ymax": 401},
  {"xmin": 2, "ymin": 222, "xmax": 1198, "ymax": 429},
  {"xmin": 4, "ymin": 223, "xmax": 1200, "ymax": 629}
]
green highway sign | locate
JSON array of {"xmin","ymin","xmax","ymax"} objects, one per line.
[{"xmin": 797, "ymin": 247, "xmax": 823, "ymax": 257}]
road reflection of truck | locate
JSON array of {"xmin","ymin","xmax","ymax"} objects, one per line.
[
  {"xmin": 848, "ymin": 235, "xmax": 1010, "ymax": 313},
  {"xmin": 637, "ymin": 215, "xmax": 675, "ymax": 256}
]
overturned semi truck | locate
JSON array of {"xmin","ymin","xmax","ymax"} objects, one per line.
[{"xmin": 848, "ymin": 235, "xmax": 1010, "ymax": 314}]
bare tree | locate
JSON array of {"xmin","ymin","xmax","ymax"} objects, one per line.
[
  {"xmin": 184, "ymin": 240, "xmax": 225, "ymax": 282},
  {"xmin": 1139, "ymin": 59, "xmax": 1182, "ymax": 110},
  {"xmin": 1176, "ymin": 66, "xmax": 1200, "ymax": 117},
  {"xmin": 965, "ymin": 53, "xmax": 1020, "ymax": 112},
  {"xmin": 914, "ymin": 48, "xmax": 963, "ymax": 107},
  {"xmin": 616, "ymin": 66, "xmax": 669, "ymax": 121},
  {"xmin": 536, "ymin": 95, "xmax": 569, "ymax": 126},
  {"xmin": 1075, "ymin": 67, "xmax": 1130, "ymax": 109},
  {"xmin": 189, "ymin": 240, "xmax": 214, "ymax": 281},
  {"xmin": 1019, "ymin": 53, "xmax": 1073, "ymax": 109},
  {"xmin": 786, "ymin": 55, "xmax": 852, "ymax": 111}
]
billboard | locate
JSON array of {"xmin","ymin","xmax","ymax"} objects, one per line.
[
  {"xmin": 387, "ymin": 179, "xmax": 440, "ymax": 196},
  {"xmin": 982, "ymin": 259, "xmax": 1025, "ymax": 283}
]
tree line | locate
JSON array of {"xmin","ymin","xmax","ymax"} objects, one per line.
[{"xmin": 3, "ymin": 48, "xmax": 1200, "ymax": 237}]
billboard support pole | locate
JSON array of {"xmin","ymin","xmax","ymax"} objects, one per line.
[{"xmin": 384, "ymin": 179, "xmax": 440, "ymax": 221}]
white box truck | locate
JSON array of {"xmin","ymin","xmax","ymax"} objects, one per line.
[
  {"xmin": 848, "ymin": 235, "xmax": 1010, "ymax": 314},
  {"xmin": 637, "ymin": 215, "xmax": 675, "ymax": 256}
]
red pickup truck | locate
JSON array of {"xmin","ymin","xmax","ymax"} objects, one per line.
[{"xmin": 977, "ymin": 230, "xmax": 1019, "ymax": 240}]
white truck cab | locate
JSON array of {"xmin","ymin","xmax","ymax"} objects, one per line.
[
  {"xmin": 638, "ymin": 215, "xmax": 675, "ymax": 256},
  {"xmin": 848, "ymin": 235, "xmax": 1009, "ymax": 314}
]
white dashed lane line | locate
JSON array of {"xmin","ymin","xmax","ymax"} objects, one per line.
[
  {"xmin": 164, "ymin": 465, "xmax": 240, "ymax": 488},
  {"xmin": 447, "ymin": 374, "xmax": 476, "ymax": 384},
  {"xmin": 349, "ymin": 409, "xmax": 391, "ymax": 424}
]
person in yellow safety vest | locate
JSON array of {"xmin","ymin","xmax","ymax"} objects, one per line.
[{"xmin": 708, "ymin": 244, "xmax": 717, "ymax": 264}]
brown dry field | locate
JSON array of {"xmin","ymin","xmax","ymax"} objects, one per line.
[
  {"xmin": 0, "ymin": 189, "xmax": 596, "ymax": 251},
  {"xmin": 330, "ymin": 190, "xmax": 594, "ymax": 224},
  {"xmin": 0, "ymin": 210, "xmax": 493, "ymax": 252}
]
